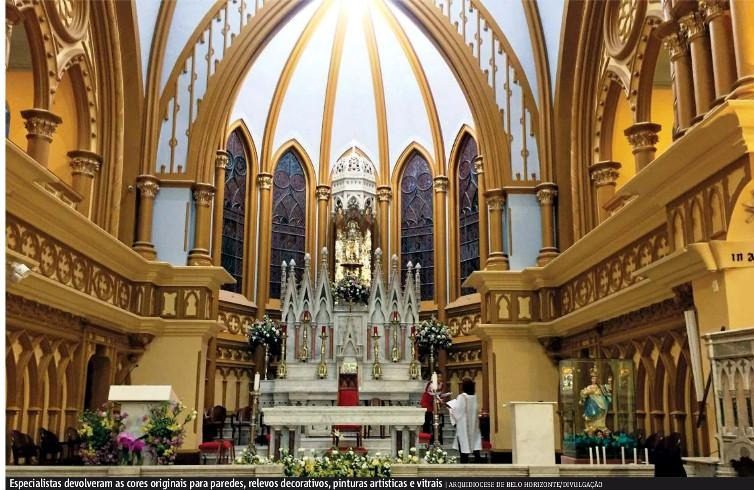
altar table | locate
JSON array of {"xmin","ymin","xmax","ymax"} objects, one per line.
[{"xmin": 261, "ymin": 406, "xmax": 426, "ymax": 457}]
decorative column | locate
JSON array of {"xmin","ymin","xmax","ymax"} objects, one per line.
[
  {"xmin": 660, "ymin": 22, "xmax": 695, "ymax": 134},
  {"xmin": 701, "ymin": 0, "xmax": 737, "ymax": 99},
  {"xmin": 590, "ymin": 161, "xmax": 621, "ymax": 224},
  {"xmin": 187, "ymin": 183, "xmax": 215, "ymax": 266},
  {"xmin": 484, "ymin": 189, "xmax": 509, "ymax": 271},
  {"xmin": 729, "ymin": 0, "xmax": 754, "ymax": 98},
  {"xmin": 433, "ymin": 176, "xmax": 448, "ymax": 320},
  {"xmin": 211, "ymin": 150, "xmax": 230, "ymax": 266},
  {"xmin": 67, "ymin": 150, "xmax": 102, "ymax": 218},
  {"xmin": 474, "ymin": 157, "xmax": 489, "ymax": 267},
  {"xmin": 133, "ymin": 175, "xmax": 160, "ymax": 260},
  {"xmin": 679, "ymin": 9, "xmax": 716, "ymax": 117},
  {"xmin": 624, "ymin": 122, "xmax": 662, "ymax": 171},
  {"xmin": 255, "ymin": 173, "xmax": 274, "ymax": 318},
  {"xmin": 20, "ymin": 108, "xmax": 62, "ymax": 167},
  {"xmin": 316, "ymin": 185, "xmax": 331, "ymax": 259},
  {"xmin": 535, "ymin": 182, "xmax": 558, "ymax": 266},
  {"xmin": 377, "ymin": 186, "xmax": 391, "ymax": 257}
]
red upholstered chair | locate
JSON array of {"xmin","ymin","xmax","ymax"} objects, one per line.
[
  {"xmin": 333, "ymin": 375, "xmax": 362, "ymax": 448},
  {"xmin": 198, "ymin": 439, "xmax": 235, "ymax": 464}
]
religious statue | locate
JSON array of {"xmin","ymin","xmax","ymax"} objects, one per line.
[{"xmin": 579, "ymin": 367, "xmax": 612, "ymax": 434}]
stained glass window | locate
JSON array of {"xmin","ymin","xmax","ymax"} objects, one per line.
[
  {"xmin": 270, "ymin": 150, "xmax": 307, "ymax": 299},
  {"xmin": 400, "ymin": 151, "xmax": 434, "ymax": 301},
  {"xmin": 457, "ymin": 135, "xmax": 480, "ymax": 295},
  {"xmin": 221, "ymin": 129, "xmax": 247, "ymax": 293}
]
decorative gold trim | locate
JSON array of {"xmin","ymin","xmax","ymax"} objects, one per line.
[{"xmin": 363, "ymin": 4, "xmax": 390, "ymax": 185}]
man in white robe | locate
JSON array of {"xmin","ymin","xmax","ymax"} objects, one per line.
[{"xmin": 448, "ymin": 377, "xmax": 482, "ymax": 463}]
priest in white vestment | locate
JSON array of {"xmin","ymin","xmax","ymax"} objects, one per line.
[{"xmin": 447, "ymin": 377, "xmax": 482, "ymax": 463}]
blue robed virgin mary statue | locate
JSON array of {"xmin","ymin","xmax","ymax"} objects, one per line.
[{"xmin": 579, "ymin": 367, "xmax": 613, "ymax": 434}]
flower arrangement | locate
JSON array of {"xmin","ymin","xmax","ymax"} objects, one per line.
[
  {"xmin": 140, "ymin": 401, "xmax": 197, "ymax": 464},
  {"xmin": 332, "ymin": 276, "xmax": 370, "ymax": 305},
  {"xmin": 78, "ymin": 404, "xmax": 126, "ymax": 465},
  {"xmin": 395, "ymin": 447, "xmax": 420, "ymax": 464},
  {"xmin": 278, "ymin": 448, "xmax": 393, "ymax": 477},
  {"xmin": 564, "ymin": 432, "xmax": 638, "ymax": 458},
  {"xmin": 116, "ymin": 432, "xmax": 145, "ymax": 465},
  {"xmin": 248, "ymin": 315, "xmax": 282, "ymax": 352},
  {"xmin": 416, "ymin": 316, "xmax": 453, "ymax": 352},
  {"xmin": 235, "ymin": 447, "xmax": 273, "ymax": 465},
  {"xmin": 423, "ymin": 445, "xmax": 456, "ymax": 464}
]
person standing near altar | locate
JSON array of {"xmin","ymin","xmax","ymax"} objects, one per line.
[
  {"xmin": 447, "ymin": 377, "xmax": 482, "ymax": 463},
  {"xmin": 421, "ymin": 372, "xmax": 445, "ymax": 443}
]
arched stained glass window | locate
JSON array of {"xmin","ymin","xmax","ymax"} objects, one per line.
[
  {"xmin": 457, "ymin": 135, "xmax": 479, "ymax": 295},
  {"xmin": 400, "ymin": 151, "xmax": 434, "ymax": 301},
  {"xmin": 221, "ymin": 129, "xmax": 248, "ymax": 293},
  {"xmin": 270, "ymin": 150, "xmax": 307, "ymax": 299}
]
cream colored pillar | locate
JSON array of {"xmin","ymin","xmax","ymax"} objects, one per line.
[
  {"xmin": 661, "ymin": 22, "xmax": 696, "ymax": 133},
  {"xmin": 729, "ymin": 0, "xmax": 754, "ymax": 99},
  {"xmin": 475, "ymin": 325, "xmax": 559, "ymax": 452},
  {"xmin": 255, "ymin": 173, "xmax": 274, "ymax": 318},
  {"xmin": 485, "ymin": 189, "xmax": 509, "ymax": 271},
  {"xmin": 377, "ymin": 186, "xmax": 391, "ymax": 257},
  {"xmin": 130, "ymin": 325, "xmax": 217, "ymax": 452},
  {"xmin": 188, "ymin": 183, "xmax": 215, "ymax": 266},
  {"xmin": 589, "ymin": 160, "xmax": 621, "ymax": 223},
  {"xmin": 679, "ymin": 10, "xmax": 716, "ymax": 116},
  {"xmin": 316, "ymin": 185, "xmax": 331, "ymax": 259},
  {"xmin": 20, "ymin": 108, "xmax": 62, "ymax": 167},
  {"xmin": 433, "ymin": 176, "xmax": 449, "ymax": 320},
  {"xmin": 535, "ymin": 182, "xmax": 558, "ymax": 266},
  {"xmin": 211, "ymin": 150, "xmax": 230, "ymax": 266},
  {"xmin": 133, "ymin": 175, "xmax": 160, "ymax": 260},
  {"xmin": 624, "ymin": 122, "xmax": 662, "ymax": 171},
  {"xmin": 67, "ymin": 150, "xmax": 102, "ymax": 218},
  {"xmin": 474, "ymin": 157, "xmax": 489, "ymax": 267},
  {"xmin": 701, "ymin": 0, "xmax": 737, "ymax": 100}
]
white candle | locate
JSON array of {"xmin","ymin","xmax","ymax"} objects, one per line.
[
  {"xmin": 589, "ymin": 447, "xmax": 593, "ymax": 465},
  {"xmin": 254, "ymin": 372, "xmax": 260, "ymax": 391},
  {"xmin": 431, "ymin": 372, "xmax": 438, "ymax": 391},
  {"xmin": 602, "ymin": 446, "xmax": 607, "ymax": 464},
  {"xmin": 633, "ymin": 448, "xmax": 637, "ymax": 464},
  {"xmin": 595, "ymin": 447, "xmax": 600, "ymax": 465},
  {"xmin": 621, "ymin": 446, "xmax": 625, "ymax": 465},
  {"xmin": 644, "ymin": 448, "xmax": 649, "ymax": 464}
]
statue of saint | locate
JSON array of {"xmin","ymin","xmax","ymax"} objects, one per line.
[{"xmin": 579, "ymin": 367, "xmax": 612, "ymax": 434}]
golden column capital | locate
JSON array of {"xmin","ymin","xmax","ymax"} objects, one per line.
[
  {"xmin": 473, "ymin": 155, "xmax": 484, "ymax": 175},
  {"xmin": 535, "ymin": 182, "xmax": 558, "ymax": 206},
  {"xmin": 624, "ymin": 122, "xmax": 662, "ymax": 171},
  {"xmin": 590, "ymin": 160, "xmax": 622, "ymax": 223},
  {"xmin": 433, "ymin": 176, "xmax": 449, "ymax": 193},
  {"xmin": 700, "ymin": 0, "xmax": 725, "ymax": 20},
  {"xmin": 67, "ymin": 150, "xmax": 102, "ymax": 218},
  {"xmin": 20, "ymin": 108, "xmax": 62, "ymax": 167},
  {"xmin": 192, "ymin": 183, "xmax": 215, "ymax": 207},
  {"xmin": 188, "ymin": 183, "xmax": 216, "ymax": 266},
  {"xmin": 484, "ymin": 189, "xmax": 505, "ymax": 211},
  {"xmin": 679, "ymin": 11, "xmax": 707, "ymax": 42},
  {"xmin": 215, "ymin": 150, "xmax": 231, "ymax": 169},
  {"xmin": 133, "ymin": 175, "xmax": 161, "ymax": 260},
  {"xmin": 377, "ymin": 185, "xmax": 392, "ymax": 202},
  {"xmin": 257, "ymin": 173, "xmax": 273, "ymax": 190},
  {"xmin": 316, "ymin": 185, "xmax": 331, "ymax": 201}
]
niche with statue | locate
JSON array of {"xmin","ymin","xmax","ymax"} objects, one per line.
[{"xmin": 558, "ymin": 359, "xmax": 637, "ymax": 462}]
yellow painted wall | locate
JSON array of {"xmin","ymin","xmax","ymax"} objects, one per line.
[
  {"xmin": 6, "ymin": 70, "xmax": 34, "ymax": 149},
  {"xmin": 650, "ymin": 86, "xmax": 674, "ymax": 158},
  {"xmin": 49, "ymin": 72, "xmax": 78, "ymax": 187},
  {"xmin": 611, "ymin": 93, "xmax": 634, "ymax": 190}
]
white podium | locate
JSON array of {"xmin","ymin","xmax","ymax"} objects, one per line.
[
  {"xmin": 108, "ymin": 385, "xmax": 179, "ymax": 438},
  {"xmin": 509, "ymin": 401, "xmax": 557, "ymax": 465}
]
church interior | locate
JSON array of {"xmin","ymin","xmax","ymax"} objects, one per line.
[{"xmin": 4, "ymin": 0, "xmax": 754, "ymax": 477}]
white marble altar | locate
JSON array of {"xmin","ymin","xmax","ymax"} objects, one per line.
[
  {"xmin": 261, "ymin": 406, "xmax": 426, "ymax": 457},
  {"xmin": 509, "ymin": 401, "xmax": 557, "ymax": 465},
  {"xmin": 108, "ymin": 385, "xmax": 178, "ymax": 438}
]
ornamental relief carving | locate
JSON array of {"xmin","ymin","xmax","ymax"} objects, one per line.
[
  {"xmin": 447, "ymin": 311, "xmax": 481, "ymax": 337},
  {"xmin": 46, "ymin": 0, "xmax": 90, "ymax": 44},
  {"xmin": 604, "ymin": 0, "xmax": 646, "ymax": 60},
  {"xmin": 218, "ymin": 309, "xmax": 255, "ymax": 337}
]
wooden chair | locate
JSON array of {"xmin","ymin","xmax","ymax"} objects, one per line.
[
  {"xmin": 10, "ymin": 430, "xmax": 38, "ymax": 465},
  {"xmin": 62, "ymin": 427, "xmax": 83, "ymax": 465},
  {"xmin": 231, "ymin": 406, "xmax": 252, "ymax": 445},
  {"xmin": 203, "ymin": 405, "xmax": 227, "ymax": 441},
  {"xmin": 38, "ymin": 428, "xmax": 63, "ymax": 464}
]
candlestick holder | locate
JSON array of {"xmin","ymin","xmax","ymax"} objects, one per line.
[
  {"xmin": 432, "ymin": 390, "xmax": 441, "ymax": 448},
  {"xmin": 277, "ymin": 330, "xmax": 287, "ymax": 379},
  {"xmin": 317, "ymin": 329, "xmax": 328, "ymax": 379},
  {"xmin": 372, "ymin": 329, "xmax": 382, "ymax": 379},
  {"xmin": 299, "ymin": 322, "xmax": 309, "ymax": 362},
  {"xmin": 248, "ymin": 388, "xmax": 260, "ymax": 453},
  {"xmin": 264, "ymin": 345, "xmax": 270, "ymax": 380},
  {"xmin": 408, "ymin": 331, "xmax": 420, "ymax": 380},
  {"xmin": 390, "ymin": 323, "xmax": 400, "ymax": 362}
]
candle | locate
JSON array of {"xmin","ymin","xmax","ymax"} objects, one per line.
[
  {"xmin": 602, "ymin": 446, "xmax": 606, "ymax": 464},
  {"xmin": 253, "ymin": 372, "xmax": 260, "ymax": 391},
  {"xmin": 373, "ymin": 326, "xmax": 378, "ymax": 336},
  {"xmin": 595, "ymin": 447, "xmax": 600, "ymax": 465},
  {"xmin": 321, "ymin": 325, "xmax": 326, "ymax": 335},
  {"xmin": 644, "ymin": 448, "xmax": 649, "ymax": 464},
  {"xmin": 588, "ymin": 447, "xmax": 593, "ymax": 465},
  {"xmin": 282, "ymin": 323, "xmax": 287, "ymax": 334},
  {"xmin": 633, "ymin": 448, "xmax": 637, "ymax": 464},
  {"xmin": 621, "ymin": 446, "xmax": 625, "ymax": 465},
  {"xmin": 431, "ymin": 372, "xmax": 438, "ymax": 392}
]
